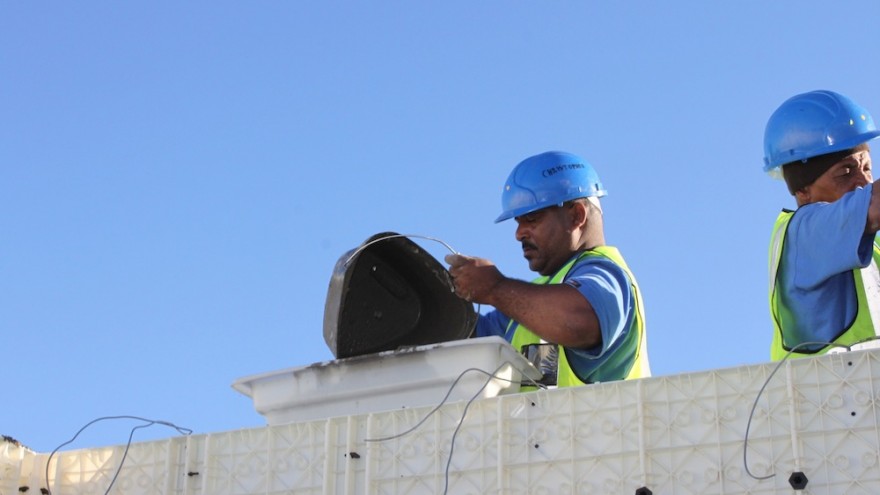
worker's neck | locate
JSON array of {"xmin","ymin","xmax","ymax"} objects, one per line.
[{"xmin": 576, "ymin": 230, "xmax": 605, "ymax": 251}]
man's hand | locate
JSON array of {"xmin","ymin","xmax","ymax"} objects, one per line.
[
  {"xmin": 445, "ymin": 254, "xmax": 504, "ymax": 304},
  {"xmin": 446, "ymin": 253, "xmax": 602, "ymax": 348}
]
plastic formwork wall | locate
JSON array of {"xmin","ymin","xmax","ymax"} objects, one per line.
[{"xmin": 5, "ymin": 350, "xmax": 880, "ymax": 494}]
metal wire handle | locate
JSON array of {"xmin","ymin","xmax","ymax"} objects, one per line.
[{"xmin": 342, "ymin": 233, "xmax": 459, "ymax": 267}]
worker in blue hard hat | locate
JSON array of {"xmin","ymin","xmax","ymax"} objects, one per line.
[
  {"xmin": 764, "ymin": 90, "xmax": 880, "ymax": 360},
  {"xmin": 445, "ymin": 151, "xmax": 650, "ymax": 387}
]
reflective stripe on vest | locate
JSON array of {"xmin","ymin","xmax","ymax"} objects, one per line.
[
  {"xmin": 768, "ymin": 210, "xmax": 880, "ymax": 360},
  {"xmin": 508, "ymin": 246, "xmax": 649, "ymax": 388}
]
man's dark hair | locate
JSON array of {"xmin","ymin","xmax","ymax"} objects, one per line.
[{"xmin": 782, "ymin": 143, "xmax": 870, "ymax": 195}]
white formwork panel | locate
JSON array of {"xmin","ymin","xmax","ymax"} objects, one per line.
[
  {"xmin": 38, "ymin": 438, "xmax": 184, "ymax": 495},
  {"xmin": 497, "ymin": 382, "xmax": 647, "ymax": 494},
  {"xmin": 199, "ymin": 422, "xmax": 331, "ymax": 495},
  {"xmin": 364, "ymin": 405, "xmax": 456, "ymax": 494},
  {"xmin": 8, "ymin": 349, "xmax": 880, "ymax": 495},
  {"xmin": 0, "ymin": 442, "xmax": 18, "ymax": 494},
  {"xmin": 323, "ymin": 415, "xmax": 369, "ymax": 495},
  {"xmin": 773, "ymin": 350, "xmax": 880, "ymax": 494},
  {"xmin": 12, "ymin": 446, "xmax": 50, "ymax": 495},
  {"xmin": 641, "ymin": 363, "xmax": 785, "ymax": 495},
  {"xmin": 441, "ymin": 396, "xmax": 506, "ymax": 494},
  {"xmin": 1, "ymin": 439, "xmax": 30, "ymax": 494},
  {"xmin": 362, "ymin": 398, "xmax": 504, "ymax": 495},
  {"xmin": 179, "ymin": 434, "xmax": 208, "ymax": 495},
  {"xmin": 356, "ymin": 347, "xmax": 863, "ymax": 495},
  {"xmin": 660, "ymin": 353, "xmax": 873, "ymax": 494}
]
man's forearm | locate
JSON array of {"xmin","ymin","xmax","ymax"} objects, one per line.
[{"xmin": 486, "ymin": 278, "xmax": 601, "ymax": 349}]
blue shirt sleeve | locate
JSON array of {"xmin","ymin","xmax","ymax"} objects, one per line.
[
  {"xmin": 475, "ymin": 309, "xmax": 511, "ymax": 339},
  {"xmin": 786, "ymin": 184, "xmax": 874, "ymax": 290},
  {"xmin": 562, "ymin": 256, "xmax": 633, "ymax": 359}
]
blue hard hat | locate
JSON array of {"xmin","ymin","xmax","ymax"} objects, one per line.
[
  {"xmin": 495, "ymin": 151, "xmax": 607, "ymax": 223},
  {"xmin": 763, "ymin": 90, "xmax": 880, "ymax": 178}
]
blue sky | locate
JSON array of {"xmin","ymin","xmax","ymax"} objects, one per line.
[{"xmin": 3, "ymin": 2, "xmax": 879, "ymax": 452}]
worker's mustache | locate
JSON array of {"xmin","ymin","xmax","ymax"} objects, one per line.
[{"xmin": 521, "ymin": 241, "xmax": 538, "ymax": 251}]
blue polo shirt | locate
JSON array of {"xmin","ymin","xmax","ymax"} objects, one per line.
[{"xmin": 776, "ymin": 184, "xmax": 877, "ymax": 351}]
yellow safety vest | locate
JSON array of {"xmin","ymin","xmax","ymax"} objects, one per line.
[
  {"xmin": 769, "ymin": 210, "xmax": 880, "ymax": 360},
  {"xmin": 509, "ymin": 246, "xmax": 649, "ymax": 387}
]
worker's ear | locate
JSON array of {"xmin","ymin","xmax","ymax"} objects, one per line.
[
  {"xmin": 794, "ymin": 186, "xmax": 811, "ymax": 206},
  {"xmin": 569, "ymin": 200, "xmax": 588, "ymax": 229}
]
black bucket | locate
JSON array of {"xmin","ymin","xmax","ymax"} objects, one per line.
[{"xmin": 323, "ymin": 232, "xmax": 477, "ymax": 359}]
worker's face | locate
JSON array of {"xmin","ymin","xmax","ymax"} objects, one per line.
[
  {"xmin": 514, "ymin": 204, "xmax": 575, "ymax": 276},
  {"xmin": 799, "ymin": 150, "xmax": 873, "ymax": 204}
]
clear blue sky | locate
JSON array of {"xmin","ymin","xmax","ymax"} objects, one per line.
[{"xmin": 4, "ymin": 2, "xmax": 879, "ymax": 452}]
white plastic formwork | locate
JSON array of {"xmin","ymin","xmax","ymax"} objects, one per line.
[
  {"xmin": 5, "ymin": 349, "xmax": 880, "ymax": 495},
  {"xmin": 231, "ymin": 336, "xmax": 542, "ymax": 425},
  {"xmin": 1, "ymin": 438, "xmax": 31, "ymax": 495},
  {"xmin": 11, "ymin": 437, "xmax": 190, "ymax": 495}
]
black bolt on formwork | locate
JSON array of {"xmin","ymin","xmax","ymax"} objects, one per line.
[
  {"xmin": 635, "ymin": 487, "xmax": 653, "ymax": 495},
  {"xmin": 788, "ymin": 471, "xmax": 808, "ymax": 490}
]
